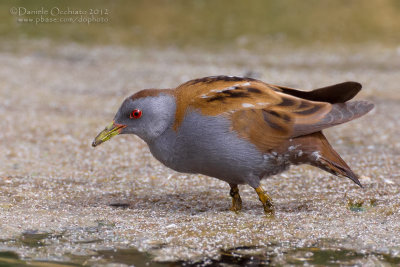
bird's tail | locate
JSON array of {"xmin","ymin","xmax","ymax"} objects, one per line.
[
  {"xmin": 292, "ymin": 100, "xmax": 374, "ymax": 137},
  {"xmin": 289, "ymin": 131, "xmax": 361, "ymax": 187}
]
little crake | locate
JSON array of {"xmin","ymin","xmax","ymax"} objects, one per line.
[{"xmin": 92, "ymin": 76, "xmax": 374, "ymax": 214}]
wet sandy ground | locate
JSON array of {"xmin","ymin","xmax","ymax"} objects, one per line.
[{"xmin": 0, "ymin": 43, "xmax": 399, "ymax": 265}]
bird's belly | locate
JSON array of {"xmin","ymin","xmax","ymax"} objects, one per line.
[{"xmin": 149, "ymin": 111, "xmax": 288, "ymax": 185}]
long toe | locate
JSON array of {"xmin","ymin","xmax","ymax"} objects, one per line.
[
  {"xmin": 230, "ymin": 198, "xmax": 243, "ymax": 213},
  {"xmin": 255, "ymin": 186, "xmax": 275, "ymax": 215},
  {"xmin": 263, "ymin": 204, "xmax": 275, "ymax": 215}
]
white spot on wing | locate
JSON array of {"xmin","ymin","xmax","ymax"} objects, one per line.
[
  {"xmin": 256, "ymin": 102, "xmax": 270, "ymax": 106},
  {"xmin": 210, "ymin": 89, "xmax": 223, "ymax": 93},
  {"xmin": 312, "ymin": 151, "xmax": 321, "ymax": 160},
  {"xmin": 225, "ymin": 86, "xmax": 237, "ymax": 91},
  {"xmin": 242, "ymin": 103, "xmax": 255, "ymax": 108},
  {"xmin": 209, "ymin": 84, "xmax": 239, "ymax": 93}
]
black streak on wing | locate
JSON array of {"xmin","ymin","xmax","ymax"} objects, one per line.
[
  {"xmin": 294, "ymin": 105, "xmax": 321, "ymax": 115},
  {"xmin": 298, "ymin": 101, "xmax": 311, "ymax": 109},
  {"xmin": 207, "ymin": 95, "xmax": 226, "ymax": 102},
  {"xmin": 207, "ymin": 90, "xmax": 250, "ymax": 102},
  {"xmin": 247, "ymin": 87, "xmax": 262, "ymax": 93},
  {"xmin": 187, "ymin": 76, "xmax": 257, "ymax": 86},
  {"xmin": 262, "ymin": 110, "xmax": 284, "ymax": 131},
  {"xmin": 223, "ymin": 91, "xmax": 250, "ymax": 98},
  {"xmin": 216, "ymin": 76, "xmax": 256, "ymax": 82},
  {"xmin": 281, "ymin": 113, "xmax": 291, "ymax": 122},
  {"xmin": 265, "ymin": 110, "xmax": 281, "ymax": 118},
  {"xmin": 277, "ymin": 98, "xmax": 295, "ymax": 107}
]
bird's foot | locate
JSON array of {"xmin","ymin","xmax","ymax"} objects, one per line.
[
  {"xmin": 255, "ymin": 186, "xmax": 275, "ymax": 216},
  {"xmin": 229, "ymin": 184, "xmax": 242, "ymax": 213},
  {"xmin": 263, "ymin": 205, "xmax": 275, "ymax": 216},
  {"xmin": 230, "ymin": 197, "xmax": 242, "ymax": 213}
]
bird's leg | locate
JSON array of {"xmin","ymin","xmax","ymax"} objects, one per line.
[
  {"xmin": 255, "ymin": 186, "xmax": 274, "ymax": 214},
  {"xmin": 229, "ymin": 184, "xmax": 242, "ymax": 212}
]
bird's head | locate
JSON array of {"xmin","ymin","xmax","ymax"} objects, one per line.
[{"xmin": 92, "ymin": 89, "xmax": 175, "ymax": 147}]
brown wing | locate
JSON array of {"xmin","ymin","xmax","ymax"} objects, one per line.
[
  {"xmin": 173, "ymin": 76, "xmax": 283, "ymax": 130},
  {"xmin": 231, "ymin": 94, "xmax": 332, "ymax": 151},
  {"xmin": 231, "ymin": 95, "xmax": 373, "ymax": 152},
  {"xmin": 173, "ymin": 76, "xmax": 373, "ymax": 152}
]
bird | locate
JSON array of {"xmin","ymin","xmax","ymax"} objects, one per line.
[{"xmin": 92, "ymin": 76, "xmax": 374, "ymax": 214}]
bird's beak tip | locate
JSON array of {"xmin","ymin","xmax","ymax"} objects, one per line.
[{"xmin": 92, "ymin": 121, "xmax": 126, "ymax": 148}]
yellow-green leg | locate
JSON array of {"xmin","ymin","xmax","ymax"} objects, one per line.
[
  {"xmin": 229, "ymin": 184, "xmax": 242, "ymax": 212},
  {"xmin": 255, "ymin": 186, "xmax": 274, "ymax": 214}
]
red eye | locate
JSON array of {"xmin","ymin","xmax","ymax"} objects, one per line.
[{"xmin": 130, "ymin": 109, "xmax": 142, "ymax": 119}]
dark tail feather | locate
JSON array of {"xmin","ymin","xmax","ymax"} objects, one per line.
[
  {"xmin": 275, "ymin": 81, "xmax": 362, "ymax": 104},
  {"xmin": 308, "ymin": 82, "xmax": 362, "ymax": 103},
  {"xmin": 290, "ymin": 131, "xmax": 362, "ymax": 187},
  {"xmin": 316, "ymin": 151, "xmax": 362, "ymax": 187}
]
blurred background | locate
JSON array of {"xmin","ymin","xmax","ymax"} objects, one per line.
[{"xmin": 1, "ymin": 0, "xmax": 400, "ymax": 50}]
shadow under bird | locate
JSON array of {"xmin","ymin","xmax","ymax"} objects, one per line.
[{"xmin": 92, "ymin": 76, "xmax": 374, "ymax": 214}]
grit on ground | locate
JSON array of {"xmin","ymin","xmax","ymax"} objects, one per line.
[{"xmin": 0, "ymin": 43, "xmax": 399, "ymax": 264}]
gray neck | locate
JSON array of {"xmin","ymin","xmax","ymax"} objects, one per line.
[{"xmin": 147, "ymin": 127, "xmax": 177, "ymax": 167}]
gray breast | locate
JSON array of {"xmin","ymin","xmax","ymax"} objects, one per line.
[{"xmin": 148, "ymin": 110, "xmax": 287, "ymax": 187}]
